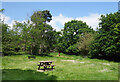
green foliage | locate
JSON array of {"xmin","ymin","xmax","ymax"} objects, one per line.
[
  {"xmin": 2, "ymin": 23, "xmax": 12, "ymax": 55},
  {"xmin": 2, "ymin": 9, "xmax": 120, "ymax": 62},
  {"xmin": 31, "ymin": 10, "xmax": 52, "ymax": 24},
  {"xmin": 29, "ymin": 10, "xmax": 57, "ymax": 55},
  {"xmin": 63, "ymin": 20, "xmax": 94, "ymax": 46},
  {"xmin": 0, "ymin": 9, "xmax": 4, "ymax": 13},
  {"xmin": 2, "ymin": 10, "xmax": 59, "ymax": 56},
  {"xmin": 56, "ymin": 37, "xmax": 68, "ymax": 53},
  {"xmin": 89, "ymin": 12, "xmax": 120, "ymax": 62},
  {"xmin": 77, "ymin": 32, "xmax": 96, "ymax": 56},
  {"xmin": 65, "ymin": 44, "xmax": 80, "ymax": 55},
  {"xmin": 58, "ymin": 20, "xmax": 94, "ymax": 54}
]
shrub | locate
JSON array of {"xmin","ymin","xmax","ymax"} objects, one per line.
[{"xmin": 65, "ymin": 44, "xmax": 80, "ymax": 55}]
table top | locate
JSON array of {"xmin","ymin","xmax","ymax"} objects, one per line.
[{"xmin": 39, "ymin": 61, "xmax": 53, "ymax": 63}]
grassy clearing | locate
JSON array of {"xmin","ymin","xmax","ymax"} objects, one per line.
[{"xmin": 2, "ymin": 53, "xmax": 119, "ymax": 80}]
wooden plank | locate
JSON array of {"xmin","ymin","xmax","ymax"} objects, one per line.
[{"xmin": 38, "ymin": 65, "xmax": 55, "ymax": 67}]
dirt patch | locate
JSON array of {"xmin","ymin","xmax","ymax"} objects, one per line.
[
  {"xmin": 102, "ymin": 63, "xmax": 110, "ymax": 66},
  {"xmin": 98, "ymin": 69, "xmax": 111, "ymax": 72},
  {"xmin": 99, "ymin": 62, "xmax": 110, "ymax": 66},
  {"xmin": 79, "ymin": 62, "xmax": 85, "ymax": 64},
  {"xmin": 62, "ymin": 60, "xmax": 85, "ymax": 64},
  {"xmin": 62, "ymin": 60, "xmax": 75, "ymax": 62},
  {"xmin": 90, "ymin": 64, "xmax": 95, "ymax": 66}
]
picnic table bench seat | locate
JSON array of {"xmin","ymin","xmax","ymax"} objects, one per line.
[{"xmin": 37, "ymin": 64, "xmax": 55, "ymax": 67}]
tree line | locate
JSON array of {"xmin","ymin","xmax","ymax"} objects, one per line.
[{"xmin": 1, "ymin": 9, "xmax": 120, "ymax": 62}]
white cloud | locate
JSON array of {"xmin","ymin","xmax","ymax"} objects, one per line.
[
  {"xmin": 8, "ymin": 20, "xmax": 16, "ymax": 29},
  {"xmin": 0, "ymin": 13, "xmax": 10, "ymax": 24},
  {"xmin": 76, "ymin": 13, "xmax": 102, "ymax": 30},
  {"xmin": 0, "ymin": 13, "xmax": 32, "ymax": 29},
  {"xmin": 47, "ymin": 14, "xmax": 73, "ymax": 31},
  {"xmin": 1, "ymin": 13, "xmax": 102, "ymax": 31},
  {"xmin": 0, "ymin": 13, "xmax": 16, "ymax": 29},
  {"xmin": 48, "ymin": 13, "xmax": 102, "ymax": 31}
]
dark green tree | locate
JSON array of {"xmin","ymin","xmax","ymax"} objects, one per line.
[
  {"xmin": 58, "ymin": 20, "xmax": 94, "ymax": 54},
  {"xmin": 31, "ymin": 10, "xmax": 52, "ymax": 25},
  {"xmin": 29, "ymin": 10, "xmax": 52, "ymax": 55},
  {"xmin": 1, "ymin": 9, "xmax": 17, "ymax": 55},
  {"xmin": 2, "ymin": 23, "xmax": 11, "ymax": 55},
  {"xmin": 89, "ymin": 12, "xmax": 120, "ymax": 61}
]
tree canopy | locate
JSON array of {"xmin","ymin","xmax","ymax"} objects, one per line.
[
  {"xmin": 57, "ymin": 20, "xmax": 94, "ymax": 54},
  {"xmin": 89, "ymin": 12, "xmax": 120, "ymax": 61},
  {"xmin": 1, "ymin": 9, "xmax": 120, "ymax": 61}
]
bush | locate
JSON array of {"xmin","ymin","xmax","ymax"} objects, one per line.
[
  {"xmin": 77, "ymin": 32, "xmax": 95, "ymax": 56},
  {"xmin": 65, "ymin": 44, "xmax": 80, "ymax": 55}
]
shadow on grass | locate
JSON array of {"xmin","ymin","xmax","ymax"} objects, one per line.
[
  {"xmin": 2, "ymin": 69, "xmax": 57, "ymax": 80},
  {"xmin": 38, "ymin": 54, "xmax": 53, "ymax": 57},
  {"xmin": 27, "ymin": 54, "xmax": 53, "ymax": 58}
]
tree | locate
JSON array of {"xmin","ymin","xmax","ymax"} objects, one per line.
[
  {"xmin": 12, "ymin": 20, "xmax": 33, "ymax": 54},
  {"xmin": 0, "ymin": 9, "xmax": 4, "ymax": 12},
  {"xmin": 77, "ymin": 32, "xmax": 95, "ymax": 56},
  {"xmin": 63, "ymin": 20, "xmax": 93, "ymax": 46},
  {"xmin": 29, "ymin": 10, "xmax": 52, "ymax": 55},
  {"xmin": 31, "ymin": 10, "xmax": 52, "ymax": 25},
  {"xmin": 0, "ymin": 9, "xmax": 4, "ymax": 52},
  {"xmin": 89, "ymin": 12, "xmax": 120, "ymax": 61},
  {"xmin": 1, "ymin": 9, "xmax": 16, "ymax": 55},
  {"xmin": 13, "ymin": 20, "xmax": 58, "ymax": 55},
  {"xmin": 2, "ymin": 9, "xmax": 58, "ymax": 55},
  {"xmin": 2, "ymin": 23, "xmax": 11, "ymax": 55},
  {"xmin": 58, "ymin": 20, "xmax": 94, "ymax": 54}
]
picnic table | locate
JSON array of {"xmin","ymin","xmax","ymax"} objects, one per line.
[{"xmin": 37, "ymin": 61, "xmax": 55, "ymax": 71}]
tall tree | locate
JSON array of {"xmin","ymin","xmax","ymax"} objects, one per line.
[
  {"xmin": 30, "ymin": 10, "xmax": 55, "ymax": 55},
  {"xmin": 63, "ymin": 20, "xmax": 94, "ymax": 46},
  {"xmin": 89, "ymin": 12, "xmax": 120, "ymax": 61},
  {"xmin": 12, "ymin": 20, "xmax": 33, "ymax": 53},
  {"xmin": 1, "ymin": 9, "xmax": 14, "ymax": 55},
  {"xmin": 58, "ymin": 20, "xmax": 94, "ymax": 54}
]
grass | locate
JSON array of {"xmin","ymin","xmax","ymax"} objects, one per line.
[{"xmin": 2, "ymin": 53, "xmax": 119, "ymax": 80}]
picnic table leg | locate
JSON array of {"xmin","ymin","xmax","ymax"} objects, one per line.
[
  {"xmin": 51, "ymin": 66, "xmax": 53, "ymax": 69},
  {"xmin": 38, "ymin": 65, "xmax": 40, "ymax": 70},
  {"xmin": 38, "ymin": 62, "xmax": 42, "ymax": 70},
  {"xmin": 44, "ymin": 66, "xmax": 45, "ymax": 71}
]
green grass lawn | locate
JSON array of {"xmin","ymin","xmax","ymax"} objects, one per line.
[{"xmin": 2, "ymin": 53, "xmax": 119, "ymax": 80}]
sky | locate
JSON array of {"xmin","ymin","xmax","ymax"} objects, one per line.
[{"xmin": 1, "ymin": 2, "xmax": 119, "ymax": 31}]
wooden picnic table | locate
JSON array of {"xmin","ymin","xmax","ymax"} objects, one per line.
[{"xmin": 37, "ymin": 61, "xmax": 55, "ymax": 71}]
